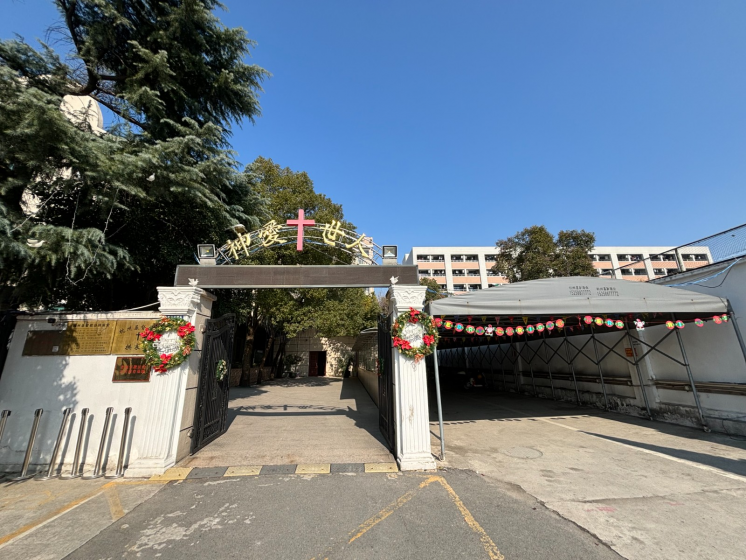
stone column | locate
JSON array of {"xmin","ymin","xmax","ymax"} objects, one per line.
[
  {"xmin": 126, "ymin": 286, "xmax": 215, "ymax": 476},
  {"xmin": 388, "ymin": 284, "xmax": 437, "ymax": 471}
]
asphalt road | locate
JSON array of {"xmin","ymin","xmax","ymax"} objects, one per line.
[{"xmin": 64, "ymin": 469, "xmax": 621, "ymax": 560}]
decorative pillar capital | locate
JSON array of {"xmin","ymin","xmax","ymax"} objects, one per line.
[
  {"xmin": 157, "ymin": 287, "xmax": 216, "ymax": 318},
  {"xmin": 388, "ymin": 285, "xmax": 427, "ymax": 316}
]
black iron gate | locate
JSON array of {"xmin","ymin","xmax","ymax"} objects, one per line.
[
  {"xmin": 192, "ymin": 314, "xmax": 236, "ymax": 454},
  {"xmin": 378, "ymin": 314, "xmax": 396, "ymax": 452}
]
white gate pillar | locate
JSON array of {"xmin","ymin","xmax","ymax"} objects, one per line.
[
  {"xmin": 389, "ymin": 284, "xmax": 437, "ymax": 471},
  {"xmin": 126, "ymin": 286, "xmax": 215, "ymax": 476}
]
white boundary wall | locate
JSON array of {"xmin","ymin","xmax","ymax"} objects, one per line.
[{"xmin": 0, "ymin": 287, "xmax": 214, "ymax": 477}]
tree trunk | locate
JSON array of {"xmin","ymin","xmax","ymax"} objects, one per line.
[
  {"xmin": 239, "ymin": 310, "xmax": 257, "ymax": 387},
  {"xmin": 257, "ymin": 332, "xmax": 275, "ymax": 383},
  {"xmin": 271, "ymin": 338, "xmax": 286, "ymax": 377}
]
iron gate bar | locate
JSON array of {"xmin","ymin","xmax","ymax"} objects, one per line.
[
  {"xmin": 377, "ymin": 314, "xmax": 396, "ymax": 453},
  {"xmin": 589, "ymin": 324, "xmax": 610, "ymax": 410},
  {"xmin": 673, "ymin": 315, "xmax": 709, "ymax": 430},
  {"xmin": 562, "ymin": 328, "xmax": 582, "ymax": 404},
  {"xmin": 192, "ymin": 314, "xmax": 236, "ymax": 454},
  {"xmin": 624, "ymin": 322, "xmax": 653, "ymax": 419},
  {"xmin": 562, "ymin": 335, "xmax": 598, "ymax": 366}
]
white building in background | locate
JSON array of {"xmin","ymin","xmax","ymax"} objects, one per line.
[{"xmin": 403, "ymin": 245, "xmax": 713, "ymax": 294}]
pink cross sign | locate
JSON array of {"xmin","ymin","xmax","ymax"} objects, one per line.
[{"xmin": 286, "ymin": 209, "xmax": 315, "ymax": 251}]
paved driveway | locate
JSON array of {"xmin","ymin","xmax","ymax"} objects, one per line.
[
  {"xmin": 182, "ymin": 377, "xmax": 393, "ymax": 467},
  {"xmin": 431, "ymin": 389, "xmax": 746, "ymax": 560}
]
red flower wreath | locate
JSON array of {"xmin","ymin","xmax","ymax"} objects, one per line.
[
  {"xmin": 139, "ymin": 317, "xmax": 196, "ymax": 373},
  {"xmin": 391, "ymin": 307, "xmax": 440, "ymax": 363}
]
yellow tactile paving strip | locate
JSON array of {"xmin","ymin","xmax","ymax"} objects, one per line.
[
  {"xmin": 225, "ymin": 466, "xmax": 262, "ymax": 476},
  {"xmin": 296, "ymin": 464, "xmax": 331, "ymax": 474},
  {"xmin": 149, "ymin": 462, "xmax": 403, "ymax": 480}
]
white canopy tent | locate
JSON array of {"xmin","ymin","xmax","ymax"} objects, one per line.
[
  {"xmin": 426, "ymin": 276, "xmax": 729, "ymax": 318},
  {"xmin": 423, "ymin": 277, "xmax": 740, "ymax": 450}
]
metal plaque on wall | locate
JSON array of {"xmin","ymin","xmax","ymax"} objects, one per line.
[
  {"xmin": 61, "ymin": 321, "xmax": 116, "ymax": 355},
  {"xmin": 110, "ymin": 320, "xmax": 147, "ymax": 355},
  {"xmin": 113, "ymin": 356, "xmax": 151, "ymax": 382}
]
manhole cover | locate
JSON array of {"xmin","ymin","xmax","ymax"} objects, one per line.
[{"xmin": 502, "ymin": 447, "xmax": 543, "ymax": 459}]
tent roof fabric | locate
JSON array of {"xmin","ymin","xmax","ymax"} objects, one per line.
[{"xmin": 426, "ymin": 276, "xmax": 728, "ymax": 317}]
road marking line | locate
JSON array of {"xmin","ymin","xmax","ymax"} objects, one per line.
[
  {"xmin": 347, "ymin": 476, "xmax": 435, "ymax": 545},
  {"xmin": 432, "ymin": 476, "xmax": 504, "ymax": 560},
  {"xmin": 0, "ymin": 479, "xmax": 163, "ymax": 548},
  {"xmin": 104, "ymin": 487, "xmax": 125, "ymax": 521},
  {"xmin": 461, "ymin": 396, "xmax": 746, "ymax": 484}
]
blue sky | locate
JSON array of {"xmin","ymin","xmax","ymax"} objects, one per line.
[{"xmin": 4, "ymin": 0, "xmax": 746, "ymax": 255}]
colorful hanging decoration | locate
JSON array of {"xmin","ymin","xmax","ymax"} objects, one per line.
[
  {"xmin": 615, "ymin": 320, "xmax": 624, "ymax": 329},
  {"xmin": 455, "ymin": 323, "xmax": 464, "ymax": 332},
  {"xmin": 675, "ymin": 320, "xmax": 685, "ymax": 329},
  {"xmin": 475, "ymin": 326, "xmax": 485, "ymax": 336},
  {"xmin": 695, "ymin": 318, "xmax": 704, "ymax": 327},
  {"xmin": 555, "ymin": 319, "xmax": 564, "ymax": 329},
  {"xmin": 391, "ymin": 307, "xmax": 439, "ymax": 362},
  {"xmin": 584, "ymin": 315, "xmax": 593, "ymax": 324},
  {"xmin": 516, "ymin": 326, "xmax": 525, "ymax": 335},
  {"xmin": 444, "ymin": 320, "xmax": 453, "ymax": 330},
  {"xmin": 544, "ymin": 321, "xmax": 552, "ymax": 331},
  {"xmin": 485, "ymin": 325, "xmax": 495, "ymax": 336},
  {"xmin": 595, "ymin": 317, "xmax": 604, "ymax": 326},
  {"xmin": 722, "ymin": 314, "xmax": 730, "ymax": 322},
  {"xmin": 635, "ymin": 318, "xmax": 645, "ymax": 331},
  {"xmin": 526, "ymin": 325, "xmax": 535, "ymax": 334},
  {"xmin": 713, "ymin": 315, "xmax": 723, "ymax": 324},
  {"xmin": 536, "ymin": 323, "xmax": 545, "ymax": 333},
  {"xmin": 665, "ymin": 321, "xmax": 675, "ymax": 330},
  {"xmin": 605, "ymin": 319, "xmax": 614, "ymax": 328},
  {"xmin": 506, "ymin": 327, "xmax": 515, "ymax": 336},
  {"xmin": 434, "ymin": 318, "xmax": 443, "ymax": 327},
  {"xmin": 496, "ymin": 327, "xmax": 505, "ymax": 336},
  {"xmin": 465, "ymin": 325, "xmax": 476, "ymax": 334}
]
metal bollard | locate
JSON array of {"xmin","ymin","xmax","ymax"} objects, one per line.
[
  {"xmin": 12, "ymin": 409, "xmax": 43, "ymax": 481},
  {"xmin": 84, "ymin": 407, "xmax": 113, "ymax": 479},
  {"xmin": 106, "ymin": 408, "xmax": 132, "ymax": 479},
  {"xmin": 0, "ymin": 410, "xmax": 10, "ymax": 444},
  {"xmin": 37, "ymin": 408, "xmax": 72, "ymax": 480},
  {"xmin": 61, "ymin": 408, "xmax": 89, "ymax": 479}
]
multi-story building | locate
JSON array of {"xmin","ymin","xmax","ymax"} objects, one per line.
[{"xmin": 403, "ymin": 245, "xmax": 712, "ymax": 294}]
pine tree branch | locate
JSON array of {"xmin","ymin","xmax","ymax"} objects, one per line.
[{"xmin": 89, "ymin": 93, "xmax": 147, "ymax": 130}]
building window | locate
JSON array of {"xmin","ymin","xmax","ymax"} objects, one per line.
[
  {"xmin": 591, "ymin": 254, "xmax": 611, "ymax": 262},
  {"xmin": 452, "ymin": 284, "xmax": 466, "ymax": 292},
  {"xmin": 653, "ymin": 268, "xmax": 667, "ymax": 275},
  {"xmin": 464, "ymin": 255, "xmax": 478, "ymax": 262},
  {"xmin": 682, "ymin": 254, "xmax": 708, "ymax": 262},
  {"xmin": 467, "ymin": 271, "xmax": 481, "ymax": 276},
  {"xmin": 650, "ymin": 253, "xmax": 677, "ymax": 262},
  {"xmin": 484, "ymin": 254, "xmax": 497, "ymax": 262},
  {"xmin": 621, "ymin": 268, "xmax": 634, "ymax": 276},
  {"xmin": 617, "ymin": 254, "xmax": 643, "ymax": 262}
]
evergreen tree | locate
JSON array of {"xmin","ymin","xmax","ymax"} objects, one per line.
[
  {"xmin": 492, "ymin": 225, "xmax": 596, "ymax": 282},
  {"xmin": 0, "ymin": 1, "xmax": 268, "ymax": 310}
]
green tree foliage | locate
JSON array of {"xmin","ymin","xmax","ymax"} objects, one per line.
[
  {"xmin": 213, "ymin": 158, "xmax": 380, "ymax": 381},
  {"xmin": 420, "ymin": 277, "xmax": 446, "ymax": 303},
  {"xmin": 491, "ymin": 225, "xmax": 596, "ymax": 283},
  {"xmin": 0, "ymin": 1, "xmax": 268, "ymax": 310}
]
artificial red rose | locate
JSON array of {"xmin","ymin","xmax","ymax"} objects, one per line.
[
  {"xmin": 147, "ymin": 331, "xmax": 156, "ymax": 341},
  {"xmin": 139, "ymin": 328, "xmax": 150, "ymax": 339},
  {"xmin": 423, "ymin": 335, "xmax": 434, "ymax": 346},
  {"xmin": 154, "ymin": 333, "xmax": 162, "ymax": 340},
  {"xmin": 160, "ymin": 353, "xmax": 172, "ymax": 362}
]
